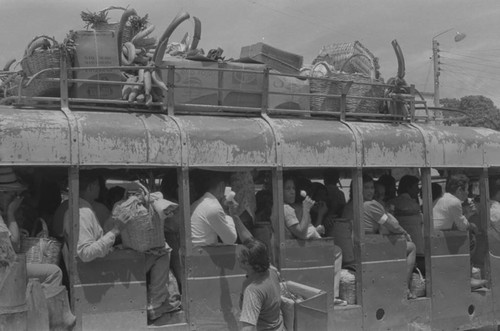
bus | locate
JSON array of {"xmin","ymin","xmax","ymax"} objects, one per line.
[{"xmin": 1, "ymin": 51, "xmax": 500, "ymax": 331}]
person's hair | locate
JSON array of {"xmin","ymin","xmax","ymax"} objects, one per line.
[
  {"xmin": 310, "ymin": 182, "xmax": 328, "ymax": 202},
  {"xmin": 323, "ymin": 169, "xmax": 340, "ymax": 186},
  {"xmin": 79, "ymin": 171, "xmax": 99, "ymax": 194},
  {"xmin": 348, "ymin": 174, "xmax": 374, "ymax": 201},
  {"xmin": 160, "ymin": 170, "xmax": 179, "ymax": 200},
  {"xmin": 489, "ymin": 180, "xmax": 500, "ymax": 199},
  {"xmin": 107, "ymin": 186, "xmax": 125, "ymax": 208},
  {"xmin": 194, "ymin": 170, "xmax": 228, "ymax": 194},
  {"xmin": 397, "ymin": 175, "xmax": 420, "ymax": 196},
  {"xmin": 432, "ymin": 182, "xmax": 443, "ymax": 201},
  {"xmin": 238, "ymin": 238, "xmax": 270, "ymax": 273},
  {"xmin": 377, "ymin": 174, "xmax": 396, "ymax": 201},
  {"xmin": 445, "ymin": 174, "xmax": 469, "ymax": 194}
]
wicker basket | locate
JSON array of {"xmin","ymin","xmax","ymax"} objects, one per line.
[
  {"xmin": 313, "ymin": 41, "xmax": 380, "ymax": 78},
  {"xmin": 116, "ymin": 198, "xmax": 166, "ymax": 252},
  {"xmin": 20, "ymin": 36, "xmax": 71, "ymax": 97},
  {"xmin": 410, "ymin": 268, "xmax": 426, "ymax": 297},
  {"xmin": 309, "ymin": 57, "xmax": 384, "ymax": 113},
  {"xmin": 20, "ymin": 218, "xmax": 62, "ymax": 265},
  {"xmin": 339, "ymin": 269, "xmax": 356, "ymax": 304}
]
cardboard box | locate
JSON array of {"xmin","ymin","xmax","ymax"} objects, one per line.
[
  {"xmin": 240, "ymin": 42, "xmax": 304, "ymax": 75},
  {"xmin": 71, "ymin": 30, "xmax": 123, "ymax": 99},
  {"xmin": 281, "ymin": 281, "xmax": 328, "ymax": 331},
  {"xmin": 160, "ymin": 57, "xmax": 309, "ymax": 110}
]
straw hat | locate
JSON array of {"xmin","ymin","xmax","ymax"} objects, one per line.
[{"xmin": 0, "ymin": 167, "xmax": 26, "ymax": 191}]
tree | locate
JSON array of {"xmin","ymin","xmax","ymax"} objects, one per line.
[{"xmin": 440, "ymin": 95, "xmax": 500, "ymax": 130}]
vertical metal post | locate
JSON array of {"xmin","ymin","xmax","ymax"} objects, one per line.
[
  {"xmin": 167, "ymin": 66, "xmax": 175, "ymax": 115},
  {"xmin": 177, "ymin": 166, "xmax": 191, "ymax": 326},
  {"xmin": 351, "ymin": 168, "xmax": 364, "ymax": 306},
  {"xmin": 409, "ymin": 84, "xmax": 416, "ymax": 122},
  {"xmin": 68, "ymin": 166, "xmax": 80, "ymax": 329},
  {"xmin": 273, "ymin": 168, "xmax": 284, "ymax": 269},
  {"xmin": 60, "ymin": 50, "xmax": 69, "ymax": 109},
  {"xmin": 479, "ymin": 168, "xmax": 492, "ymax": 281},
  {"xmin": 421, "ymin": 167, "xmax": 433, "ymax": 296},
  {"xmin": 217, "ymin": 63, "xmax": 224, "ymax": 106},
  {"xmin": 340, "ymin": 81, "xmax": 353, "ymax": 121},
  {"xmin": 261, "ymin": 68, "xmax": 269, "ymax": 115}
]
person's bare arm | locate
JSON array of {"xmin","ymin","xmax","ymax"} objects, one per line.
[
  {"xmin": 228, "ymin": 202, "xmax": 253, "ymax": 243},
  {"xmin": 288, "ymin": 197, "xmax": 315, "ymax": 239},
  {"xmin": 240, "ymin": 323, "xmax": 257, "ymax": 331}
]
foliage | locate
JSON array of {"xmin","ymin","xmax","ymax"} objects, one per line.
[{"xmin": 440, "ymin": 95, "xmax": 500, "ymax": 130}]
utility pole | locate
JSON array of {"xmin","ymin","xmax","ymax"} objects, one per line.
[
  {"xmin": 432, "ymin": 39, "xmax": 440, "ymax": 107},
  {"xmin": 432, "ymin": 29, "xmax": 466, "ymax": 108}
]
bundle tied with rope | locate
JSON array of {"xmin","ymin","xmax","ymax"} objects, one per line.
[
  {"xmin": 112, "ymin": 188, "xmax": 177, "ymax": 253},
  {"xmin": 304, "ymin": 54, "xmax": 384, "ymax": 113}
]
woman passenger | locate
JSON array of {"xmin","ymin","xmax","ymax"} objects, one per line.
[
  {"xmin": 344, "ymin": 174, "xmax": 416, "ymax": 298},
  {"xmin": 282, "ymin": 176, "xmax": 322, "ymax": 239}
]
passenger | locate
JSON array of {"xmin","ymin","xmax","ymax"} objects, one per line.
[
  {"xmin": 282, "ymin": 176, "xmax": 323, "ymax": 239},
  {"xmin": 431, "ymin": 182, "xmax": 443, "ymax": 206},
  {"xmin": 253, "ymin": 189, "xmax": 274, "ymax": 260},
  {"xmin": 0, "ymin": 167, "xmax": 75, "ymax": 329},
  {"xmin": 432, "ymin": 174, "xmax": 486, "ymax": 289},
  {"xmin": 310, "ymin": 182, "xmax": 330, "ymax": 227},
  {"xmin": 323, "ymin": 169, "xmax": 346, "ymax": 218},
  {"xmin": 361, "ymin": 174, "xmax": 417, "ymax": 298},
  {"xmin": 390, "ymin": 175, "xmax": 421, "ymax": 217},
  {"xmin": 64, "ymin": 171, "xmax": 181, "ymax": 322},
  {"xmin": 238, "ymin": 238, "xmax": 284, "ymax": 331},
  {"xmin": 488, "ymin": 180, "xmax": 500, "ymax": 241},
  {"xmin": 230, "ymin": 171, "xmax": 257, "ymax": 233},
  {"xmin": 377, "ymin": 173, "xmax": 397, "ymax": 203},
  {"xmin": 160, "ymin": 171, "xmax": 182, "ymax": 291},
  {"xmin": 433, "ymin": 174, "xmax": 477, "ymax": 232},
  {"xmin": 53, "ymin": 174, "xmax": 111, "ymax": 241},
  {"xmin": 190, "ymin": 171, "xmax": 252, "ymax": 246}
]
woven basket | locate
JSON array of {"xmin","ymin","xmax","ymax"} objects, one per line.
[
  {"xmin": 314, "ymin": 41, "xmax": 380, "ymax": 78},
  {"xmin": 309, "ymin": 56, "xmax": 384, "ymax": 113},
  {"xmin": 339, "ymin": 269, "xmax": 356, "ymax": 304},
  {"xmin": 410, "ymin": 268, "xmax": 426, "ymax": 297},
  {"xmin": 118, "ymin": 200, "xmax": 166, "ymax": 253},
  {"xmin": 92, "ymin": 7, "xmax": 136, "ymax": 43},
  {"xmin": 20, "ymin": 36, "xmax": 71, "ymax": 97},
  {"xmin": 20, "ymin": 218, "xmax": 62, "ymax": 265}
]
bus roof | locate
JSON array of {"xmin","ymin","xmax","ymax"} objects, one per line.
[{"xmin": 0, "ymin": 106, "xmax": 498, "ymax": 169}]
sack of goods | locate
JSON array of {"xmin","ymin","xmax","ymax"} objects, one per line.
[{"xmin": 112, "ymin": 194, "xmax": 170, "ymax": 252}]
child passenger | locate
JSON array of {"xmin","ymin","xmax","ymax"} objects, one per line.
[{"xmin": 238, "ymin": 238, "xmax": 284, "ymax": 331}]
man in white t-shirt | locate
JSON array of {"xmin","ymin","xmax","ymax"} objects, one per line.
[{"xmin": 191, "ymin": 171, "xmax": 252, "ymax": 246}]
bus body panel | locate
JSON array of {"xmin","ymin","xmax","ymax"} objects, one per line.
[
  {"xmin": 352, "ymin": 123, "xmax": 426, "ymax": 167},
  {"xmin": 73, "ymin": 250, "xmax": 147, "ymax": 331},
  {"xmin": 279, "ymin": 239, "xmax": 335, "ymax": 328},
  {"xmin": 177, "ymin": 116, "xmax": 275, "ymax": 167},
  {"xmin": 420, "ymin": 125, "xmax": 486, "ymax": 167},
  {"xmin": 361, "ymin": 235, "xmax": 410, "ymax": 330},
  {"xmin": 76, "ymin": 112, "xmax": 182, "ymax": 166},
  {"xmin": 430, "ymin": 232, "xmax": 474, "ymax": 330},
  {"xmin": 271, "ymin": 119, "xmax": 356, "ymax": 167},
  {"xmin": 187, "ymin": 245, "xmax": 246, "ymax": 331},
  {"xmin": 0, "ymin": 108, "xmax": 70, "ymax": 164}
]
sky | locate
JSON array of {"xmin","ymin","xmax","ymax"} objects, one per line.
[{"xmin": 2, "ymin": 0, "xmax": 500, "ymax": 107}]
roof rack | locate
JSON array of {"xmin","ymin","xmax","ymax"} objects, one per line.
[{"xmin": 0, "ymin": 58, "xmax": 439, "ymax": 124}]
